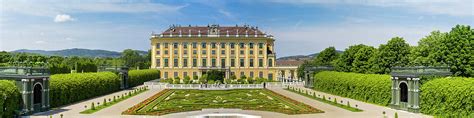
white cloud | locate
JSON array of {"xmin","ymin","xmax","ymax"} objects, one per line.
[
  {"xmin": 54, "ymin": 14, "xmax": 75, "ymax": 23},
  {"xmin": 2, "ymin": 0, "xmax": 187, "ymax": 17},
  {"xmin": 269, "ymin": 0, "xmax": 474, "ymax": 16},
  {"xmin": 218, "ymin": 9, "xmax": 233, "ymax": 18},
  {"xmin": 35, "ymin": 40, "xmax": 46, "ymax": 44}
]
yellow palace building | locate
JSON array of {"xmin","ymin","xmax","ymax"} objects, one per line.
[{"xmin": 150, "ymin": 24, "xmax": 299, "ymax": 81}]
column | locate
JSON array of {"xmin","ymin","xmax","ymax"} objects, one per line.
[
  {"xmin": 394, "ymin": 77, "xmax": 399, "ymax": 105},
  {"xmin": 413, "ymin": 78, "xmax": 420, "ymax": 111},
  {"xmin": 407, "ymin": 78, "xmax": 413, "ymax": 109}
]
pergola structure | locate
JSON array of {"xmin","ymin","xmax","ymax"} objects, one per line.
[
  {"xmin": 0, "ymin": 66, "xmax": 50, "ymax": 115},
  {"xmin": 389, "ymin": 66, "xmax": 451, "ymax": 112},
  {"xmin": 98, "ymin": 66, "xmax": 129, "ymax": 89},
  {"xmin": 302, "ymin": 66, "xmax": 333, "ymax": 88}
]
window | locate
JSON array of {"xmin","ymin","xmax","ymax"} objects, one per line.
[
  {"xmin": 211, "ymin": 42, "xmax": 216, "ymax": 48},
  {"xmin": 249, "ymin": 59, "xmax": 254, "ymax": 67},
  {"xmin": 193, "ymin": 50, "xmax": 197, "ymax": 55},
  {"xmin": 156, "ymin": 51, "xmax": 160, "ymax": 55},
  {"xmin": 221, "ymin": 59, "xmax": 226, "ymax": 68},
  {"xmin": 156, "ymin": 43, "xmax": 160, "ymax": 48},
  {"xmin": 259, "ymin": 50, "xmax": 263, "ymax": 55},
  {"xmin": 212, "ymin": 50, "xmax": 216, "ymax": 55},
  {"xmin": 258, "ymin": 59, "xmax": 263, "ymax": 67},
  {"xmin": 192, "ymin": 58, "xmax": 197, "ymax": 67},
  {"xmin": 201, "ymin": 42, "xmax": 207, "ymax": 48},
  {"xmin": 164, "ymin": 58, "xmax": 169, "ymax": 67},
  {"xmin": 202, "ymin": 59, "xmax": 207, "ymax": 67},
  {"xmin": 231, "ymin": 59, "xmax": 235, "ymax": 67},
  {"xmin": 249, "ymin": 43, "xmax": 254, "ymax": 48},
  {"xmin": 174, "ymin": 59, "xmax": 178, "ymax": 67},
  {"xmin": 183, "ymin": 58, "xmax": 188, "ymax": 67},
  {"xmin": 174, "ymin": 72, "xmax": 178, "ymax": 78},
  {"xmin": 269, "ymin": 59, "xmax": 273, "ymax": 67},
  {"xmin": 173, "ymin": 42, "xmax": 178, "ymax": 48},
  {"xmin": 192, "ymin": 42, "xmax": 197, "ymax": 48},
  {"xmin": 258, "ymin": 43, "xmax": 264, "ymax": 49},
  {"xmin": 231, "ymin": 50, "xmax": 235, "ymax": 55},
  {"xmin": 220, "ymin": 42, "xmax": 226, "ymax": 48},
  {"xmin": 202, "ymin": 50, "xmax": 207, "ymax": 55},
  {"xmin": 240, "ymin": 58, "xmax": 245, "ymax": 67},
  {"xmin": 268, "ymin": 73, "xmax": 273, "ymax": 81},
  {"xmin": 174, "ymin": 50, "xmax": 178, "ymax": 55},
  {"xmin": 164, "ymin": 43, "xmax": 169, "ymax": 48},
  {"xmin": 156, "ymin": 59, "xmax": 160, "ymax": 67},
  {"xmin": 211, "ymin": 58, "xmax": 216, "ymax": 67},
  {"xmin": 183, "ymin": 42, "xmax": 188, "ymax": 49},
  {"xmin": 259, "ymin": 71, "xmax": 263, "ymax": 78},
  {"xmin": 250, "ymin": 71, "xmax": 254, "ymax": 78},
  {"xmin": 239, "ymin": 43, "xmax": 245, "ymax": 48},
  {"xmin": 250, "ymin": 50, "xmax": 254, "ymax": 55},
  {"xmin": 230, "ymin": 43, "xmax": 235, "ymax": 49},
  {"xmin": 240, "ymin": 50, "xmax": 244, "ymax": 55},
  {"xmin": 183, "ymin": 50, "xmax": 188, "ymax": 55},
  {"xmin": 183, "ymin": 72, "xmax": 188, "ymax": 77},
  {"xmin": 240, "ymin": 72, "xmax": 245, "ymax": 77},
  {"xmin": 164, "ymin": 50, "xmax": 169, "ymax": 55},
  {"xmin": 164, "ymin": 72, "xmax": 168, "ymax": 78},
  {"xmin": 193, "ymin": 72, "xmax": 197, "ymax": 77},
  {"xmin": 221, "ymin": 50, "xmax": 225, "ymax": 55}
]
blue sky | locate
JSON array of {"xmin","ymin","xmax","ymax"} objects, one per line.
[{"xmin": 0, "ymin": 0, "xmax": 472, "ymax": 57}]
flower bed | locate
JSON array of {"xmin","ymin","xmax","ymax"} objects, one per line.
[{"xmin": 123, "ymin": 89, "xmax": 324, "ymax": 115}]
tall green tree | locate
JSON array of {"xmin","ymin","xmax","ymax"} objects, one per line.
[
  {"xmin": 122, "ymin": 49, "xmax": 143, "ymax": 69},
  {"xmin": 334, "ymin": 44, "xmax": 366, "ymax": 72},
  {"xmin": 313, "ymin": 47, "xmax": 339, "ymax": 66},
  {"xmin": 352, "ymin": 46, "xmax": 376, "ymax": 73},
  {"xmin": 410, "ymin": 31, "xmax": 447, "ymax": 66},
  {"xmin": 369, "ymin": 37, "xmax": 411, "ymax": 74},
  {"xmin": 441, "ymin": 25, "xmax": 473, "ymax": 76}
]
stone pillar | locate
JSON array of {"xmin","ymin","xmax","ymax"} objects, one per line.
[
  {"xmin": 412, "ymin": 77, "xmax": 420, "ymax": 112},
  {"xmin": 407, "ymin": 78, "xmax": 413, "ymax": 109},
  {"xmin": 394, "ymin": 77, "xmax": 399, "ymax": 105},
  {"xmin": 390, "ymin": 77, "xmax": 396, "ymax": 105}
]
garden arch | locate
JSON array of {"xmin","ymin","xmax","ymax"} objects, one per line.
[{"xmin": 399, "ymin": 82, "xmax": 408, "ymax": 102}]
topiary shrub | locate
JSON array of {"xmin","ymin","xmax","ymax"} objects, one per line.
[
  {"xmin": 0, "ymin": 80, "xmax": 21, "ymax": 118},
  {"xmin": 128, "ymin": 69, "xmax": 160, "ymax": 87}
]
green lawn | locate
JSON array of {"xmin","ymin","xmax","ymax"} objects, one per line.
[{"xmin": 123, "ymin": 89, "xmax": 324, "ymax": 116}]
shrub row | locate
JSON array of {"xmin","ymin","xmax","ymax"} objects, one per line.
[
  {"xmin": 0, "ymin": 80, "xmax": 21, "ymax": 118},
  {"xmin": 50, "ymin": 72, "xmax": 120, "ymax": 107},
  {"xmin": 420, "ymin": 77, "xmax": 474, "ymax": 116},
  {"xmin": 313, "ymin": 71, "xmax": 391, "ymax": 106},
  {"xmin": 128, "ymin": 69, "xmax": 160, "ymax": 87}
]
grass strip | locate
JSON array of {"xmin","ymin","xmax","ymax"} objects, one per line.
[
  {"xmin": 80, "ymin": 87, "xmax": 149, "ymax": 114},
  {"xmin": 285, "ymin": 88, "xmax": 363, "ymax": 112}
]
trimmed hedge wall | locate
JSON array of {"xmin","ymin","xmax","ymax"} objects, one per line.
[
  {"xmin": 128, "ymin": 69, "xmax": 160, "ymax": 87},
  {"xmin": 420, "ymin": 77, "xmax": 474, "ymax": 116},
  {"xmin": 0, "ymin": 80, "xmax": 21, "ymax": 118},
  {"xmin": 313, "ymin": 71, "xmax": 391, "ymax": 106},
  {"xmin": 50, "ymin": 72, "xmax": 120, "ymax": 107}
]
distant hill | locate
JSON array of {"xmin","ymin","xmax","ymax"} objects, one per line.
[
  {"xmin": 277, "ymin": 50, "xmax": 343, "ymax": 61},
  {"xmin": 11, "ymin": 48, "xmax": 148, "ymax": 58}
]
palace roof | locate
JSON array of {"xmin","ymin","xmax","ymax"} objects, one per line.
[{"xmin": 152, "ymin": 24, "xmax": 273, "ymax": 38}]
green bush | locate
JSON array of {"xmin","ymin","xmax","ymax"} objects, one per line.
[
  {"xmin": 314, "ymin": 71, "xmax": 391, "ymax": 106},
  {"xmin": 420, "ymin": 77, "xmax": 474, "ymax": 116},
  {"xmin": 128, "ymin": 69, "xmax": 160, "ymax": 87},
  {"xmin": 0, "ymin": 80, "xmax": 21, "ymax": 118},
  {"xmin": 50, "ymin": 72, "xmax": 120, "ymax": 107}
]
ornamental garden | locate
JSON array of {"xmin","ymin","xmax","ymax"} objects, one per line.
[{"xmin": 0, "ymin": 24, "xmax": 472, "ymax": 118}]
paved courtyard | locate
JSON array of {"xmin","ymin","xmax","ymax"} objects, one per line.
[{"xmin": 26, "ymin": 85, "xmax": 431, "ymax": 118}]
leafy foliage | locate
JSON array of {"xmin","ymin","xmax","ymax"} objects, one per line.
[
  {"xmin": 128, "ymin": 69, "xmax": 160, "ymax": 87},
  {"xmin": 0, "ymin": 80, "xmax": 21, "ymax": 118},
  {"xmin": 50, "ymin": 72, "xmax": 121, "ymax": 107},
  {"xmin": 313, "ymin": 71, "xmax": 391, "ymax": 106},
  {"xmin": 420, "ymin": 77, "xmax": 474, "ymax": 116},
  {"xmin": 369, "ymin": 37, "xmax": 411, "ymax": 74},
  {"xmin": 312, "ymin": 47, "xmax": 339, "ymax": 66}
]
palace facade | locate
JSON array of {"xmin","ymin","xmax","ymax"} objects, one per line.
[{"xmin": 150, "ymin": 24, "xmax": 298, "ymax": 81}]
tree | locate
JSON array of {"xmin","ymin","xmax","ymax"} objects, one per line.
[
  {"xmin": 410, "ymin": 31, "xmax": 447, "ymax": 66},
  {"xmin": 351, "ymin": 46, "xmax": 376, "ymax": 73},
  {"xmin": 369, "ymin": 37, "xmax": 411, "ymax": 74},
  {"xmin": 334, "ymin": 44, "xmax": 367, "ymax": 72},
  {"xmin": 313, "ymin": 47, "xmax": 339, "ymax": 66},
  {"xmin": 441, "ymin": 25, "xmax": 473, "ymax": 76},
  {"xmin": 183, "ymin": 76, "xmax": 191, "ymax": 84}
]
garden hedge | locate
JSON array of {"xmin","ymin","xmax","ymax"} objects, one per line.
[
  {"xmin": 50, "ymin": 72, "xmax": 120, "ymax": 107},
  {"xmin": 128, "ymin": 69, "xmax": 160, "ymax": 87},
  {"xmin": 420, "ymin": 77, "xmax": 474, "ymax": 116},
  {"xmin": 0, "ymin": 80, "xmax": 21, "ymax": 118},
  {"xmin": 313, "ymin": 71, "xmax": 391, "ymax": 106}
]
